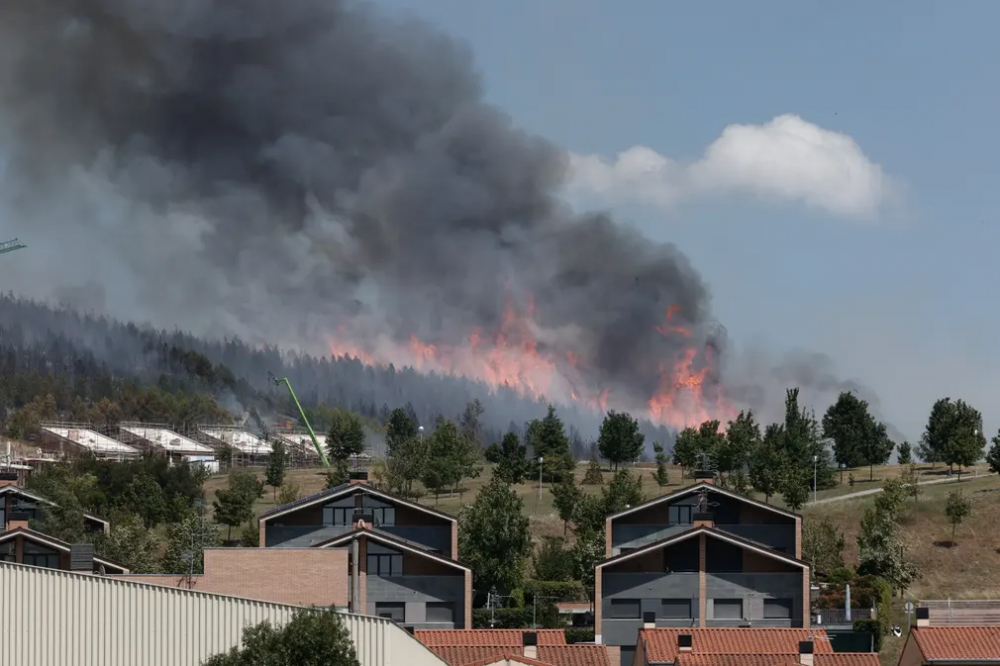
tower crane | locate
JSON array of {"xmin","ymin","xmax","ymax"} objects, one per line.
[
  {"xmin": 0, "ymin": 238, "xmax": 26, "ymax": 256},
  {"xmin": 268, "ymin": 372, "xmax": 331, "ymax": 467}
]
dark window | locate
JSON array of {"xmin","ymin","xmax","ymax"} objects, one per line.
[
  {"xmin": 367, "ymin": 553, "xmax": 403, "ymax": 577},
  {"xmin": 0, "ymin": 542, "xmax": 13, "ymax": 562},
  {"xmin": 619, "ymin": 647, "xmax": 636, "ymax": 666},
  {"xmin": 322, "ymin": 506, "xmax": 353, "ymax": 526},
  {"xmin": 375, "ymin": 602, "xmax": 405, "ymax": 622},
  {"xmin": 705, "ymin": 538, "xmax": 744, "ymax": 573},
  {"xmin": 0, "ymin": 505, "xmax": 4, "ymax": 529},
  {"xmin": 22, "ymin": 542, "xmax": 60, "ymax": 569},
  {"xmin": 661, "ymin": 599, "xmax": 692, "ymax": 619},
  {"xmin": 426, "ymin": 602, "xmax": 454, "ymax": 623},
  {"xmin": 664, "ymin": 538, "xmax": 699, "ymax": 572},
  {"xmin": 668, "ymin": 504, "xmax": 693, "ymax": 525},
  {"xmin": 371, "ymin": 507, "xmax": 395, "ymax": 527},
  {"xmin": 764, "ymin": 598, "xmax": 793, "ymax": 619},
  {"xmin": 609, "ymin": 599, "xmax": 641, "ymax": 619},
  {"xmin": 713, "ymin": 599, "xmax": 743, "ymax": 620}
]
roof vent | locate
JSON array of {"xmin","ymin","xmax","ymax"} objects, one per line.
[
  {"xmin": 69, "ymin": 543, "xmax": 94, "ymax": 572},
  {"xmin": 799, "ymin": 641, "xmax": 814, "ymax": 666},
  {"xmin": 523, "ymin": 632, "xmax": 538, "ymax": 659},
  {"xmin": 642, "ymin": 611, "xmax": 656, "ymax": 629},
  {"xmin": 678, "ymin": 634, "xmax": 693, "ymax": 652},
  {"xmin": 916, "ymin": 606, "xmax": 930, "ymax": 627}
]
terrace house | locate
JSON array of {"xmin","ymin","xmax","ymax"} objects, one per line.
[
  {"xmin": 597, "ymin": 476, "xmax": 809, "ymax": 666},
  {"xmin": 258, "ymin": 474, "xmax": 471, "ymax": 629},
  {"xmin": 0, "ymin": 483, "xmax": 109, "ymax": 534}
]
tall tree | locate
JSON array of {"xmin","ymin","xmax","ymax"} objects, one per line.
[
  {"xmin": 897, "ymin": 440, "xmax": 913, "ymax": 466},
  {"xmin": 987, "ymin": 430, "xmax": 1000, "ymax": 476},
  {"xmin": 327, "ymin": 410, "xmax": 367, "ymax": 468},
  {"xmin": 459, "ymin": 399, "xmax": 486, "ymax": 450},
  {"xmin": 601, "ymin": 469, "xmax": 644, "ymax": 515},
  {"xmin": 802, "ymin": 517, "xmax": 845, "ymax": 575},
  {"xmin": 385, "ymin": 407, "xmax": 418, "ymax": 455},
  {"xmin": 526, "ymin": 405, "xmax": 575, "ymax": 483},
  {"xmin": 96, "ymin": 512, "xmax": 160, "ymax": 574},
  {"xmin": 719, "ymin": 410, "xmax": 761, "ymax": 481},
  {"xmin": 857, "ymin": 504, "xmax": 918, "ymax": 594},
  {"xmin": 781, "ymin": 388, "xmax": 835, "ymax": 489},
  {"xmin": 421, "ymin": 417, "xmax": 482, "ymax": 500},
  {"xmin": 823, "ymin": 391, "xmax": 893, "ymax": 477},
  {"xmin": 749, "ymin": 424, "xmax": 786, "ymax": 503},
  {"xmin": 212, "ymin": 469, "xmax": 262, "ymax": 540},
  {"xmin": 489, "ymin": 432, "xmax": 530, "ymax": 484},
  {"xmin": 458, "ymin": 475, "xmax": 532, "ymax": 594},
  {"xmin": 920, "ymin": 398, "xmax": 986, "ymax": 477},
  {"xmin": 161, "ymin": 510, "xmax": 221, "ymax": 574},
  {"xmin": 672, "ymin": 420, "xmax": 725, "ymax": 475},
  {"xmin": 203, "ymin": 608, "xmax": 360, "ymax": 666},
  {"xmin": 265, "ymin": 440, "xmax": 288, "ymax": 501},
  {"xmin": 597, "ymin": 410, "xmax": 645, "ymax": 470},
  {"xmin": 652, "ymin": 441, "xmax": 670, "ymax": 492},
  {"xmin": 551, "ymin": 478, "xmax": 581, "ymax": 535},
  {"xmin": 945, "ymin": 490, "xmax": 972, "ymax": 542}
]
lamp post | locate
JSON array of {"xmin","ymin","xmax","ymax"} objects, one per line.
[
  {"xmin": 538, "ymin": 456, "xmax": 544, "ymax": 500},
  {"xmin": 813, "ymin": 455, "xmax": 818, "ymax": 504}
]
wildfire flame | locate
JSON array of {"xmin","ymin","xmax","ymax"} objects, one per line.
[{"xmin": 326, "ymin": 298, "xmax": 733, "ymax": 430}]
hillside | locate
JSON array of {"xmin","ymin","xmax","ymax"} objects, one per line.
[{"xmin": 0, "ymin": 295, "xmax": 676, "ymax": 448}]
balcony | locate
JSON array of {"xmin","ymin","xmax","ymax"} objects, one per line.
[{"xmin": 611, "ymin": 523, "xmax": 796, "ymax": 555}]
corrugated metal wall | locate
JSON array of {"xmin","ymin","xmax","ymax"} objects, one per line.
[{"xmin": 1, "ymin": 562, "xmax": 447, "ymax": 666}]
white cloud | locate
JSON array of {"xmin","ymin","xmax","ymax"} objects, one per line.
[{"xmin": 567, "ymin": 114, "xmax": 897, "ymax": 219}]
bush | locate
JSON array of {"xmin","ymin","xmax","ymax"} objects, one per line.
[
  {"xmin": 472, "ymin": 607, "xmax": 561, "ymax": 629},
  {"xmin": 853, "ymin": 619, "xmax": 883, "ymax": 651},
  {"xmin": 565, "ymin": 627, "xmax": 595, "ymax": 644},
  {"xmin": 523, "ymin": 580, "xmax": 588, "ymax": 603}
]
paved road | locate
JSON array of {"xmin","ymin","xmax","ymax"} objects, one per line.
[{"xmin": 807, "ymin": 475, "xmax": 971, "ymax": 506}]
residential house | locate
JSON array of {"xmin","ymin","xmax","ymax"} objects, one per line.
[
  {"xmin": 597, "ymin": 478, "xmax": 809, "ymax": 666},
  {"xmin": 896, "ymin": 609, "xmax": 1000, "ymax": 666},
  {"xmin": 0, "ymin": 483, "xmax": 110, "ymax": 534},
  {"xmin": 415, "ymin": 629, "xmax": 612, "ymax": 666},
  {"xmin": 633, "ymin": 627, "xmax": 879, "ymax": 666},
  {"xmin": 0, "ymin": 523, "xmax": 128, "ymax": 574},
  {"xmin": 258, "ymin": 474, "xmax": 472, "ymax": 629}
]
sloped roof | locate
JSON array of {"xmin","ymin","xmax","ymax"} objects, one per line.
[
  {"xmin": 415, "ymin": 629, "xmax": 567, "ymax": 647},
  {"xmin": 640, "ymin": 628, "xmax": 834, "ymax": 663},
  {"xmin": 608, "ymin": 481, "xmax": 799, "ymax": 522},
  {"xmin": 0, "ymin": 526, "xmax": 129, "ymax": 573},
  {"xmin": 0, "ymin": 485, "xmax": 109, "ymax": 527},
  {"xmin": 597, "ymin": 524, "xmax": 807, "ymax": 571},
  {"xmin": 259, "ymin": 482, "xmax": 455, "ymax": 524},
  {"xmin": 430, "ymin": 645, "xmax": 608, "ymax": 666},
  {"xmin": 313, "ymin": 526, "xmax": 470, "ymax": 571},
  {"xmin": 675, "ymin": 655, "xmax": 878, "ymax": 666},
  {"xmin": 910, "ymin": 626, "xmax": 1000, "ymax": 661}
]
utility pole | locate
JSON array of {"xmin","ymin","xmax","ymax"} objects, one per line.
[
  {"xmin": 813, "ymin": 455, "xmax": 818, "ymax": 504},
  {"xmin": 538, "ymin": 456, "xmax": 544, "ymax": 500}
]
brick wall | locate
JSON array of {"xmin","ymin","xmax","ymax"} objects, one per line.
[{"xmin": 114, "ymin": 547, "xmax": 349, "ymax": 607}]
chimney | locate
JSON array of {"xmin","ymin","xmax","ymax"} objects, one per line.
[
  {"xmin": 0, "ymin": 471, "xmax": 18, "ymax": 487},
  {"xmin": 798, "ymin": 641, "xmax": 814, "ymax": 666},
  {"xmin": 677, "ymin": 634, "xmax": 693, "ymax": 653},
  {"xmin": 693, "ymin": 512, "xmax": 714, "ymax": 528},
  {"xmin": 523, "ymin": 631, "xmax": 538, "ymax": 660},
  {"xmin": 348, "ymin": 470, "xmax": 369, "ymax": 485},
  {"xmin": 693, "ymin": 471, "xmax": 715, "ymax": 485},
  {"xmin": 915, "ymin": 606, "xmax": 930, "ymax": 627},
  {"xmin": 642, "ymin": 611, "xmax": 656, "ymax": 629},
  {"xmin": 352, "ymin": 512, "xmax": 374, "ymax": 530},
  {"xmin": 6, "ymin": 512, "xmax": 30, "ymax": 531}
]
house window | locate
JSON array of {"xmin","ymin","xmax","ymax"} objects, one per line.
[
  {"xmin": 713, "ymin": 599, "xmax": 743, "ymax": 620},
  {"xmin": 661, "ymin": 599, "xmax": 692, "ymax": 619},
  {"xmin": 764, "ymin": 599, "xmax": 793, "ymax": 619},
  {"xmin": 609, "ymin": 599, "xmax": 641, "ymax": 619},
  {"xmin": 668, "ymin": 505, "xmax": 693, "ymax": 525},
  {"xmin": 0, "ymin": 504, "xmax": 5, "ymax": 529},
  {"xmin": 22, "ymin": 542, "xmax": 60, "ymax": 569},
  {"xmin": 0, "ymin": 542, "xmax": 13, "ymax": 562},
  {"xmin": 426, "ymin": 602, "xmax": 454, "ymax": 623},
  {"xmin": 375, "ymin": 602, "xmax": 405, "ymax": 622},
  {"xmin": 371, "ymin": 507, "xmax": 395, "ymax": 527},
  {"xmin": 322, "ymin": 506, "xmax": 353, "ymax": 526},
  {"xmin": 366, "ymin": 544, "xmax": 403, "ymax": 577}
]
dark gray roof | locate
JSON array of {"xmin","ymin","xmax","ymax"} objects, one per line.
[{"xmin": 259, "ymin": 482, "xmax": 456, "ymax": 523}]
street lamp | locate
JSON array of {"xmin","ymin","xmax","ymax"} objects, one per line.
[
  {"xmin": 538, "ymin": 456, "xmax": 544, "ymax": 500},
  {"xmin": 813, "ymin": 455, "xmax": 818, "ymax": 504},
  {"xmin": 418, "ymin": 426, "xmax": 424, "ymax": 439}
]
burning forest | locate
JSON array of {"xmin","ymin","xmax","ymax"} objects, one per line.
[{"xmin": 0, "ymin": 1, "xmax": 871, "ymax": 436}]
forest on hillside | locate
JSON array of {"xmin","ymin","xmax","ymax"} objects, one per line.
[{"xmin": 0, "ymin": 295, "xmax": 675, "ymax": 452}]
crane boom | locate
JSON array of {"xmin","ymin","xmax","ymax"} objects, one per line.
[
  {"xmin": 0, "ymin": 238, "xmax": 26, "ymax": 255},
  {"xmin": 270, "ymin": 375, "xmax": 330, "ymax": 467}
]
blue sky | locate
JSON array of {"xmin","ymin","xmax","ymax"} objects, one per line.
[{"xmin": 375, "ymin": 0, "xmax": 1000, "ymax": 440}]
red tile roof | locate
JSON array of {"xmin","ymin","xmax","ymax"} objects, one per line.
[
  {"xmin": 911, "ymin": 626, "xmax": 1000, "ymax": 661},
  {"xmin": 429, "ymin": 645, "xmax": 610, "ymax": 666},
  {"xmin": 675, "ymin": 655, "xmax": 878, "ymax": 666},
  {"xmin": 415, "ymin": 629, "xmax": 567, "ymax": 647},
  {"xmin": 640, "ymin": 629, "xmax": 835, "ymax": 663}
]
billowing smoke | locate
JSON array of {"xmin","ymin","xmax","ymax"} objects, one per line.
[{"xmin": 0, "ymin": 0, "xmax": 714, "ymax": 413}]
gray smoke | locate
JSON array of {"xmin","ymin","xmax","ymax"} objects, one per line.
[
  {"xmin": 0, "ymin": 0, "xmax": 715, "ymax": 413},
  {"xmin": 0, "ymin": 0, "xmax": 873, "ymax": 429}
]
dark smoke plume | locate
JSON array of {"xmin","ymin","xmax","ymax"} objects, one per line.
[{"xmin": 0, "ymin": 0, "xmax": 714, "ymax": 412}]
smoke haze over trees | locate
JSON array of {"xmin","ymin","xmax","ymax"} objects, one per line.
[{"xmin": 0, "ymin": 0, "xmax": 891, "ymax": 438}]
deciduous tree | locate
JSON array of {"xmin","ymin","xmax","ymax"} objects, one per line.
[
  {"xmin": 597, "ymin": 410, "xmax": 644, "ymax": 470},
  {"xmin": 802, "ymin": 517, "xmax": 845, "ymax": 575},
  {"xmin": 489, "ymin": 432, "xmax": 529, "ymax": 484},
  {"xmin": 945, "ymin": 490, "xmax": 971, "ymax": 542},
  {"xmin": 265, "ymin": 439, "xmax": 288, "ymax": 501},
  {"xmin": 897, "ymin": 440, "xmax": 913, "ymax": 465},
  {"xmin": 652, "ymin": 441, "xmax": 670, "ymax": 491},
  {"xmin": 458, "ymin": 475, "xmax": 532, "ymax": 594},
  {"xmin": 203, "ymin": 608, "xmax": 360, "ymax": 666},
  {"xmin": 527, "ymin": 405, "xmax": 575, "ymax": 483},
  {"xmin": 551, "ymin": 478, "xmax": 581, "ymax": 535},
  {"xmin": 327, "ymin": 410, "xmax": 367, "ymax": 468},
  {"xmin": 749, "ymin": 425, "xmax": 786, "ymax": 503}
]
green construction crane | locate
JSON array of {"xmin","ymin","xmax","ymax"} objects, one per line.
[
  {"xmin": 0, "ymin": 238, "xmax": 26, "ymax": 256},
  {"xmin": 269, "ymin": 373, "xmax": 330, "ymax": 467}
]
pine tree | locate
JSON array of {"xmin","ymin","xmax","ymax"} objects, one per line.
[
  {"xmin": 652, "ymin": 441, "xmax": 669, "ymax": 492},
  {"xmin": 582, "ymin": 455, "xmax": 605, "ymax": 485}
]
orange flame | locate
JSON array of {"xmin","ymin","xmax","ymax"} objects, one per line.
[{"xmin": 326, "ymin": 299, "xmax": 732, "ymax": 430}]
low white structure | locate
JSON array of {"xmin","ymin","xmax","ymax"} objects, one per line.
[
  {"xmin": 41, "ymin": 425, "xmax": 139, "ymax": 458},
  {"xmin": 1, "ymin": 560, "xmax": 448, "ymax": 666},
  {"xmin": 199, "ymin": 427, "xmax": 271, "ymax": 456},
  {"xmin": 274, "ymin": 431, "xmax": 325, "ymax": 457},
  {"xmin": 120, "ymin": 424, "xmax": 215, "ymax": 455}
]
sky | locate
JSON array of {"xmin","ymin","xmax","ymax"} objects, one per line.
[{"xmin": 370, "ymin": 0, "xmax": 1000, "ymax": 442}]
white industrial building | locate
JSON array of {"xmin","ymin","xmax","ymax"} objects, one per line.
[{"xmin": 1, "ymin": 560, "xmax": 448, "ymax": 666}]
